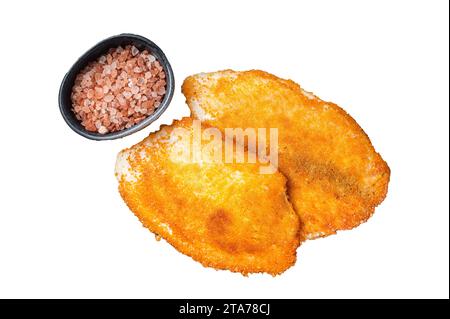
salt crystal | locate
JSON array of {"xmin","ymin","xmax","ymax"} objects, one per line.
[
  {"xmin": 117, "ymin": 79, "xmax": 125, "ymax": 88},
  {"xmin": 84, "ymin": 99, "xmax": 91, "ymax": 107},
  {"xmin": 133, "ymin": 93, "xmax": 142, "ymax": 100},
  {"xmin": 134, "ymin": 116, "xmax": 145, "ymax": 124},
  {"xmin": 148, "ymin": 55, "xmax": 156, "ymax": 63},
  {"xmin": 150, "ymin": 67, "xmax": 159, "ymax": 76},
  {"xmin": 157, "ymin": 87, "xmax": 166, "ymax": 95},
  {"xmin": 117, "ymin": 95, "xmax": 126, "ymax": 106},
  {"xmin": 154, "ymin": 101, "xmax": 161, "ymax": 108},
  {"xmin": 131, "ymin": 46, "xmax": 139, "ymax": 56},
  {"xmin": 144, "ymin": 72, "xmax": 152, "ymax": 79},
  {"xmin": 133, "ymin": 67, "xmax": 142, "ymax": 73},
  {"xmin": 95, "ymin": 87, "xmax": 104, "ymax": 99},
  {"xmin": 151, "ymin": 92, "xmax": 158, "ymax": 98},
  {"xmin": 137, "ymin": 77, "xmax": 145, "ymax": 86},
  {"xmin": 118, "ymin": 51, "xmax": 128, "ymax": 63},
  {"xmin": 103, "ymin": 117, "xmax": 111, "ymax": 127},
  {"xmin": 85, "ymin": 121, "xmax": 96, "ymax": 131},
  {"xmin": 98, "ymin": 126, "xmax": 108, "ymax": 134},
  {"xmin": 127, "ymin": 60, "xmax": 135, "ymax": 69},
  {"xmin": 123, "ymin": 91, "xmax": 132, "ymax": 99},
  {"xmin": 111, "ymin": 84, "xmax": 119, "ymax": 92},
  {"xmin": 104, "ymin": 94, "xmax": 114, "ymax": 102},
  {"xmin": 131, "ymin": 86, "xmax": 139, "ymax": 95},
  {"xmin": 98, "ymin": 55, "xmax": 107, "ymax": 64}
]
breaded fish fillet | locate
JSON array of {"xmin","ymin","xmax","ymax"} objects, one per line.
[
  {"xmin": 115, "ymin": 118, "xmax": 300, "ymax": 275},
  {"xmin": 182, "ymin": 70, "xmax": 390, "ymax": 239}
]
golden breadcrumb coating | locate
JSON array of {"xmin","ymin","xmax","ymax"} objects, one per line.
[
  {"xmin": 182, "ymin": 70, "xmax": 390, "ymax": 239},
  {"xmin": 115, "ymin": 118, "xmax": 300, "ymax": 275}
]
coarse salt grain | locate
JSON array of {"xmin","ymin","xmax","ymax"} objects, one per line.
[
  {"xmin": 131, "ymin": 46, "xmax": 139, "ymax": 56},
  {"xmin": 98, "ymin": 126, "xmax": 108, "ymax": 134},
  {"xmin": 104, "ymin": 94, "xmax": 114, "ymax": 102},
  {"xmin": 123, "ymin": 91, "xmax": 132, "ymax": 99},
  {"xmin": 95, "ymin": 87, "xmax": 104, "ymax": 99},
  {"xmin": 131, "ymin": 86, "xmax": 139, "ymax": 95}
]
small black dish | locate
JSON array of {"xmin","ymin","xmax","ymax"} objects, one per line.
[{"xmin": 59, "ymin": 33, "xmax": 174, "ymax": 140}]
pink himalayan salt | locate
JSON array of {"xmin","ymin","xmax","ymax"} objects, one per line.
[{"xmin": 71, "ymin": 45, "xmax": 167, "ymax": 134}]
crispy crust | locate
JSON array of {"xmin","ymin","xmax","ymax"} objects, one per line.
[
  {"xmin": 116, "ymin": 118, "xmax": 301, "ymax": 275},
  {"xmin": 182, "ymin": 70, "xmax": 390, "ymax": 239}
]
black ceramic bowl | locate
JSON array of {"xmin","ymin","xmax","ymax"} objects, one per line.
[{"xmin": 59, "ymin": 33, "xmax": 174, "ymax": 140}]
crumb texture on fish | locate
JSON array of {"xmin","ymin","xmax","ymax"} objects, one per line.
[
  {"xmin": 182, "ymin": 70, "xmax": 390, "ymax": 239},
  {"xmin": 115, "ymin": 118, "xmax": 300, "ymax": 275}
]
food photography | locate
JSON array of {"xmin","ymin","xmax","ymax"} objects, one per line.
[{"xmin": 0, "ymin": 0, "xmax": 448, "ymax": 309}]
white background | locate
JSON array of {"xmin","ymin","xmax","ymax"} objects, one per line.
[{"xmin": 0, "ymin": 0, "xmax": 448, "ymax": 299}]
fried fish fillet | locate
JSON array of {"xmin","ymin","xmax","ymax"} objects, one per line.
[
  {"xmin": 182, "ymin": 70, "xmax": 390, "ymax": 239},
  {"xmin": 115, "ymin": 118, "xmax": 300, "ymax": 275}
]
